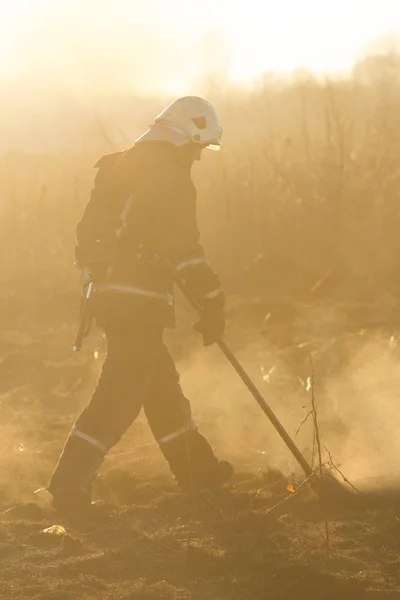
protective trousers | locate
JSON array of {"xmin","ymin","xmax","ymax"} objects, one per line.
[{"xmin": 49, "ymin": 320, "xmax": 223, "ymax": 509}]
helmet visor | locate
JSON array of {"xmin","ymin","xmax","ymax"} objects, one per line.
[{"xmin": 205, "ymin": 142, "xmax": 222, "ymax": 151}]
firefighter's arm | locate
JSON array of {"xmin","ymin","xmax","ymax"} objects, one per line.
[
  {"xmin": 170, "ymin": 242, "xmax": 225, "ymax": 345},
  {"xmin": 159, "ymin": 189, "xmax": 223, "ymax": 302},
  {"xmin": 170, "ymin": 243, "xmax": 223, "ymax": 304},
  {"xmin": 157, "ymin": 184, "xmax": 225, "ymax": 344}
]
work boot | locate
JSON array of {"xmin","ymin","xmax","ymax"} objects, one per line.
[
  {"xmin": 218, "ymin": 460, "xmax": 234, "ymax": 485},
  {"xmin": 198, "ymin": 459, "xmax": 235, "ymax": 517},
  {"xmin": 48, "ymin": 431, "xmax": 106, "ymax": 515},
  {"xmin": 159, "ymin": 430, "xmax": 234, "ymax": 496}
]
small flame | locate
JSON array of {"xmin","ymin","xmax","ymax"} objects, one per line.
[{"xmin": 287, "ymin": 483, "xmax": 295, "ymax": 493}]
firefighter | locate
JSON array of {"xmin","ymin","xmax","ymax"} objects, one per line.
[{"xmin": 48, "ymin": 96, "xmax": 233, "ymax": 513}]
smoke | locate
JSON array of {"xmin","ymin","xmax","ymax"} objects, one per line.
[
  {"xmin": 176, "ymin": 335, "xmax": 317, "ymax": 478},
  {"xmin": 3, "ymin": 0, "xmax": 216, "ymax": 98},
  {"xmin": 1, "ymin": 311, "xmax": 400, "ymax": 504},
  {"xmin": 324, "ymin": 336, "xmax": 400, "ymax": 488},
  {"xmin": 175, "ymin": 313, "xmax": 400, "ymax": 490}
]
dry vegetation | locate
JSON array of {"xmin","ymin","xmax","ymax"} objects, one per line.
[
  {"xmin": 2, "ymin": 54, "xmax": 400, "ymax": 301},
  {"xmin": 1, "ymin": 54, "xmax": 400, "ymax": 599}
]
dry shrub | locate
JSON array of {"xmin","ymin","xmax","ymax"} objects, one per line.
[{"xmin": 1, "ymin": 53, "xmax": 400, "ymax": 307}]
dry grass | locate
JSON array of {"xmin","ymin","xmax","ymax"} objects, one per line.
[
  {"xmin": 1, "ymin": 53, "xmax": 400, "ymax": 598},
  {"xmin": 2, "ymin": 52, "xmax": 400, "ymax": 309},
  {"xmin": 0, "ymin": 303, "xmax": 400, "ymax": 598}
]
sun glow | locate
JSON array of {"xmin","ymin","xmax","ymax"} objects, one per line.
[
  {"xmin": 0, "ymin": 0, "xmax": 22, "ymax": 75},
  {"xmin": 219, "ymin": 0, "xmax": 400, "ymax": 81},
  {"xmin": 0, "ymin": 0, "xmax": 399, "ymax": 93}
]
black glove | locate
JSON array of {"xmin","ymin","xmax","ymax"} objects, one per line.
[{"xmin": 194, "ymin": 304, "xmax": 225, "ymax": 346}]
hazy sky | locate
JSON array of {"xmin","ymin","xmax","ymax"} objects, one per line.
[{"xmin": 0, "ymin": 0, "xmax": 400, "ymax": 95}]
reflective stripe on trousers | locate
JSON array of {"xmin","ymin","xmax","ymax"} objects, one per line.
[
  {"xmin": 158, "ymin": 419, "xmax": 197, "ymax": 444},
  {"xmin": 71, "ymin": 427, "xmax": 108, "ymax": 454},
  {"xmin": 197, "ymin": 287, "xmax": 223, "ymax": 301}
]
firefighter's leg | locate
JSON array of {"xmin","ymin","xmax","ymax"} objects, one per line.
[
  {"xmin": 143, "ymin": 343, "xmax": 233, "ymax": 495},
  {"xmin": 49, "ymin": 325, "xmax": 162, "ymax": 511}
]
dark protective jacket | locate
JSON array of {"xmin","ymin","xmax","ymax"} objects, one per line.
[{"xmin": 76, "ymin": 141, "xmax": 224, "ymax": 327}]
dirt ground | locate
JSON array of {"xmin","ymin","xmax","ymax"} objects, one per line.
[{"xmin": 1, "ymin": 294, "xmax": 400, "ymax": 599}]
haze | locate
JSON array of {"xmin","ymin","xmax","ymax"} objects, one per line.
[{"xmin": 1, "ymin": 0, "xmax": 400, "ymax": 96}]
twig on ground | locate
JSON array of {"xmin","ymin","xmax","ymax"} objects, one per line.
[
  {"xmin": 241, "ymin": 465, "xmax": 324, "ymax": 535},
  {"xmin": 310, "ymin": 356, "xmax": 330, "ymax": 563},
  {"xmin": 310, "ymin": 267, "xmax": 333, "ymax": 295},
  {"xmin": 0, "ymin": 505, "xmax": 18, "ymax": 518},
  {"xmin": 325, "ymin": 448, "xmax": 400, "ymax": 524},
  {"xmin": 295, "ymin": 409, "xmax": 314, "ymax": 438}
]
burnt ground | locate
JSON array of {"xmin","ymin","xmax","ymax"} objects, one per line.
[{"xmin": 1, "ymin": 295, "xmax": 400, "ymax": 599}]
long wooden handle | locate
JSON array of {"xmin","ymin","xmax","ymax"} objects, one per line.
[{"xmin": 166, "ymin": 259, "xmax": 313, "ymax": 478}]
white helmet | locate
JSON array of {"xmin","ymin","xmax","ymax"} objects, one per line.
[{"xmin": 135, "ymin": 96, "xmax": 223, "ymax": 150}]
